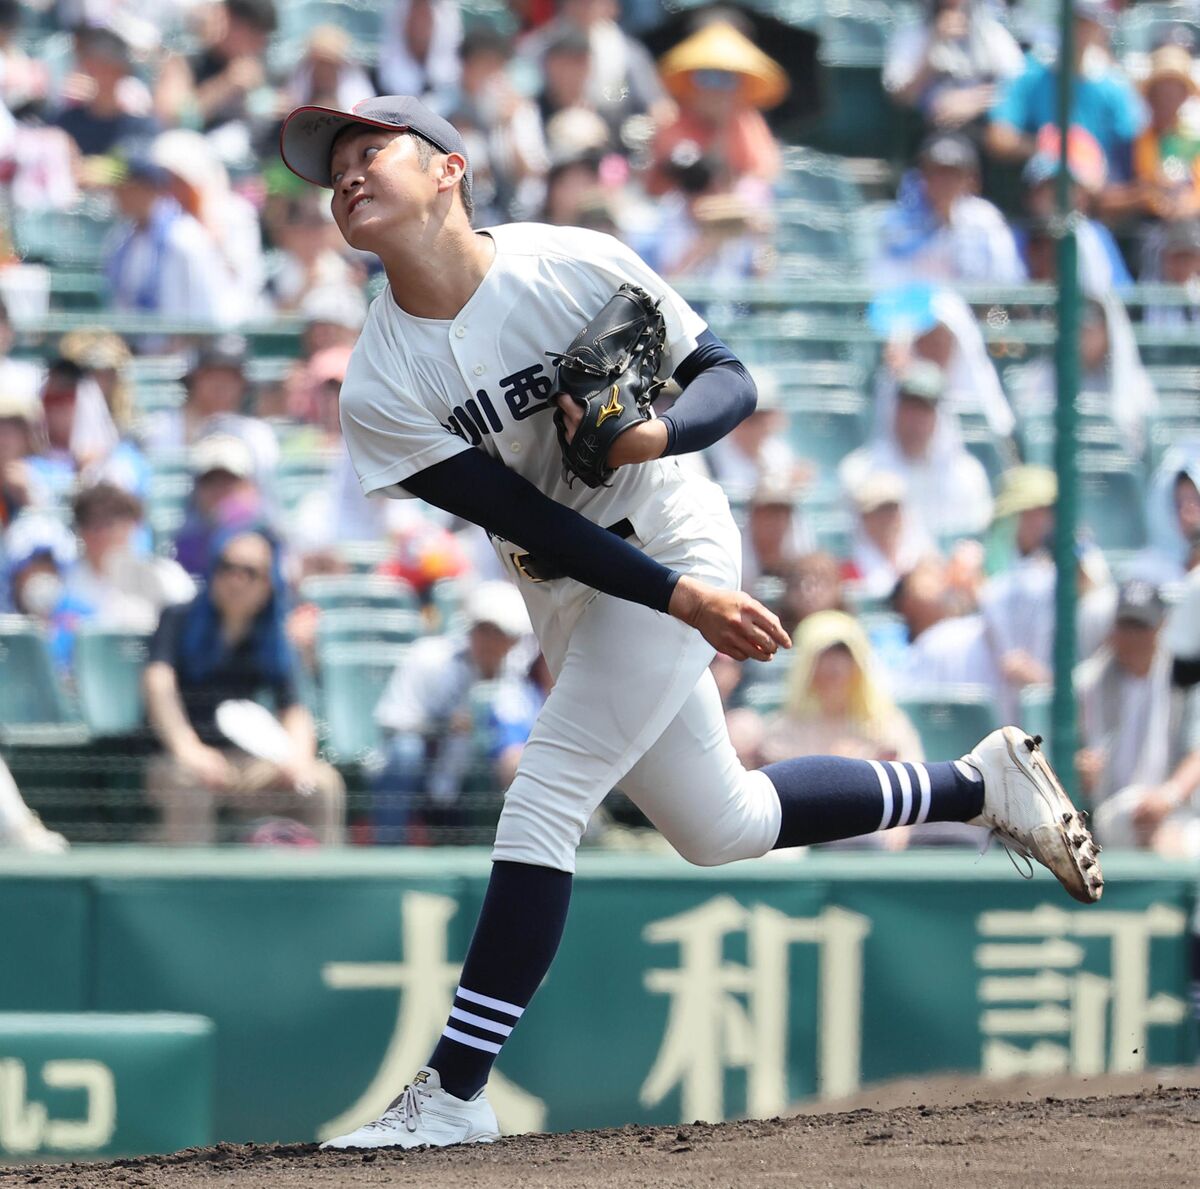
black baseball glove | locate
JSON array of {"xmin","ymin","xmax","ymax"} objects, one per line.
[{"xmin": 546, "ymin": 283, "xmax": 668, "ymax": 489}]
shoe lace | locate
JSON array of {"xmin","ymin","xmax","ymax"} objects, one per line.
[
  {"xmin": 978, "ymin": 828, "xmax": 1034, "ymax": 880},
  {"xmin": 373, "ymin": 1081, "xmax": 429, "ymax": 1134}
]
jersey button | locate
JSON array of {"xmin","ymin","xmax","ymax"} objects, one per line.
[
  {"xmin": 510, "ymin": 442, "xmax": 522, "ymax": 454},
  {"xmin": 472, "ymin": 364, "xmax": 485, "ymax": 376},
  {"xmin": 454, "ymin": 327, "xmax": 466, "ymax": 338}
]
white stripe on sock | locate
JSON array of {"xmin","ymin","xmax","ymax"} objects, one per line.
[
  {"xmin": 889, "ymin": 762, "xmax": 913, "ymax": 829},
  {"xmin": 912, "ymin": 763, "xmax": 932, "ymax": 825},
  {"xmin": 954, "ymin": 760, "xmax": 982, "ymax": 782},
  {"xmin": 869, "ymin": 760, "xmax": 893, "ymax": 833},
  {"xmin": 442, "ymin": 1025, "xmax": 503, "ymax": 1054},
  {"xmin": 448, "ymin": 1006, "xmax": 514, "ymax": 1037},
  {"xmin": 456, "ymin": 985, "xmax": 525, "ymax": 1019}
]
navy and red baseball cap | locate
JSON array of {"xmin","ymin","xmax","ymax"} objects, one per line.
[{"xmin": 280, "ymin": 96, "xmax": 471, "ymax": 190}]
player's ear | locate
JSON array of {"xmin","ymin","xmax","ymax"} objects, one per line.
[{"xmin": 437, "ymin": 152, "xmax": 467, "ymax": 196}]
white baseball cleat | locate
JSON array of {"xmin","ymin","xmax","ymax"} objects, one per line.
[
  {"xmin": 962, "ymin": 727, "xmax": 1103, "ymax": 905},
  {"xmin": 319, "ymin": 1067, "xmax": 500, "ymax": 1151}
]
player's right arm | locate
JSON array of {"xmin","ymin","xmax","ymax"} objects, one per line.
[{"xmin": 401, "ymin": 450, "xmax": 789, "ymax": 662}]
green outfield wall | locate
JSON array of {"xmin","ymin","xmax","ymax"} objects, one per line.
[{"xmin": 0, "ymin": 849, "xmax": 1195, "ymax": 1160}]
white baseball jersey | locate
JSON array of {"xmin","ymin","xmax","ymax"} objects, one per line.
[{"xmin": 339, "ymin": 222, "xmax": 708, "ymax": 543}]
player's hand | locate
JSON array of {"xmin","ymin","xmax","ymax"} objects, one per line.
[
  {"xmin": 552, "ymin": 394, "xmax": 667, "ymax": 468},
  {"xmin": 668, "ymin": 575, "xmax": 791, "ymax": 662}
]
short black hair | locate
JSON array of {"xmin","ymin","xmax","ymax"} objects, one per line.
[
  {"xmin": 72, "ymin": 482, "xmax": 143, "ymax": 529},
  {"xmin": 460, "ymin": 27, "xmax": 511, "ymax": 62},
  {"xmin": 226, "ymin": 0, "xmax": 277, "ymax": 33}
]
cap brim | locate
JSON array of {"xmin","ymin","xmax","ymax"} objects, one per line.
[{"xmin": 280, "ymin": 105, "xmax": 410, "ymax": 188}]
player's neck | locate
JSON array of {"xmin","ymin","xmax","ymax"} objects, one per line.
[{"xmin": 382, "ymin": 226, "xmax": 496, "ymax": 320}]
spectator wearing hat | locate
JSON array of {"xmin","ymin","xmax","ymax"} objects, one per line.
[
  {"xmin": 1137, "ymin": 443, "xmax": 1200, "ymax": 586},
  {"xmin": 154, "ymin": 0, "xmax": 278, "ymax": 137},
  {"xmin": 1, "ymin": 512, "xmax": 75, "ymax": 617},
  {"xmin": 844, "ymin": 471, "xmax": 935, "ymax": 600},
  {"xmin": 1019, "ymin": 127, "xmax": 1131, "ymax": 294},
  {"xmin": 987, "ymin": 0, "xmax": 1145, "ymax": 180},
  {"xmin": 841, "ymin": 360, "xmax": 993, "ymax": 540},
  {"xmin": 143, "ymin": 337, "xmax": 278, "ymax": 478},
  {"xmin": 299, "ymin": 285, "xmax": 369, "ymax": 354},
  {"xmin": 143, "ymin": 527, "xmax": 345, "ymax": 845},
  {"xmin": 742, "ymin": 472, "xmax": 814, "ymax": 593},
  {"xmin": 649, "ymin": 21, "xmax": 786, "ymax": 199},
  {"xmin": 1076, "ymin": 580, "xmax": 1200, "ymax": 856},
  {"xmin": 1129, "ymin": 44, "xmax": 1200, "ymax": 222},
  {"xmin": 0, "ymin": 392, "xmax": 49, "ymax": 527},
  {"xmin": 284, "ymin": 25, "xmax": 375, "ymax": 114},
  {"xmin": 1146, "ymin": 219, "xmax": 1200, "ymax": 327},
  {"xmin": 149, "ymin": 129, "xmax": 266, "ymax": 325},
  {"xmin": 884, "ymin": 0, "xmax": 1024, "ymax": 133},
  {"xmin": 105, "ymin": 154, "xmax": 227, "ymax": 328},
  {"xmin": 874, "ymin": 132, "xmax": 1025, "ymax": 287},
  {"xmin": 49, "ymin": 26, "xmax": 157, "ymax": 159},
  {"xmin": 372, "ymin": 580, "xmax": 533, "ymax": 844},
  {"xmin": 173, "ymin": 434, "xmax": 268, "ymax": 579}
]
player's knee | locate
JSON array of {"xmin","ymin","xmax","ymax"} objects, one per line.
[{"xmin": 671, "ymin": 831, "xmax": 760, "ymax": 868}]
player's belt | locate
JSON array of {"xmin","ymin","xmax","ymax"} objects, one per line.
[{"xmin": 512, "ymin": 518, "xmax": 636, "ymax": 583}]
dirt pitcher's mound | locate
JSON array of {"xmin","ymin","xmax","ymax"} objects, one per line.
[{"xmin": 2, "ymin": 1086, "xmax": 1198, "ymax": 1189}]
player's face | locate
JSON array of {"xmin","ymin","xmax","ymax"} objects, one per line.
[{"xmin": 329, "ymin": 128, "xmax": 428, "ymax": 250}]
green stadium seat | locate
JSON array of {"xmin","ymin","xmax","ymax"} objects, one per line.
[
  {"xmin": 12, "ymin": 203, "xmax": 114, "ymax": 269},
  {"xmin": 787, "ymin": 403, "xmax": 869, "ymax": 485},
  {"xmin": 74, "ymin": 630, "xmax": 151, "ymax": 736},
  {"xmin": 316, "ymin": 608, "xmax": 423, "ymax": 646},
  {"xmin": 298, "ymin": 574, "xmax": 420, "ymax": 613},
  {"xmin": 1078, "ymin": 466, "xmax": 1148, "ymax": 552},
  {"xmin": 319, "ymin": 642, "xmax": 408, "ymax": 761},
  {"xmin": 897, "ymin": 688, "xmax": 1001, "ymax": 759},
  {"xmin": 0, "ymin": 617, "xmax": 86, "ymax": 746}
]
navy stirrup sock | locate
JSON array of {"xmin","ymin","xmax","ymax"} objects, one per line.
[
  {"xmin": 765, "ymin": 755, "xmax": 985, "ymax": 849},
  {"xmin": 429, "ymin": 860, "xmax": 571, "ymax": 1100}
]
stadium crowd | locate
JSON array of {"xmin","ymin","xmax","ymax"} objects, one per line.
[{"xmin": 0, "ymin": 0, "xmax": 1199, "ymax": 859}]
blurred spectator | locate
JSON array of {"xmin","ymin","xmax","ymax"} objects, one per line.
[
  {"xmin": 650, "ymin": 22, "xmax": 785, "ymax": 197},
  {"xmin": 143, "ymin": 337, "xmax": 278, "ymax": 477},
  {"xmin": 887, "ymin": 555, "xmax": 1000, "ymax": 691},
  {"xmin": 540, "ymin": 152, "xmax": 613, "ymax": 228},
  {"xmin": 173, "ymin": 434, "xmax": 268, "ymax": 579},
  {"xmin": 149, "ymin": 129, "xmax": 266, "ymax": 324},
  {"xmin": 57, "ymin": 482, "xmax": 193, "ymax": 645},
  {"xmin": 1077, "ymin": 580, "xmax": 1199, "ymax": 856},
  {"xmin": 447, "ymin": 28, "xmax": 548, "ymax": 223},
  {"xmin": 0, "ymin": 297, "xmax": 42, "ymax": 406},
  {"xmin": 49, "ymin": 26, "xmax": 156, "ymax": 161},
  {"xmin": 143, "ymin": 527, "xmax": 344, "ymax": 845},
  {"xmin": 1130, "ymin": 45, "xmax": 1200, "ymax": 222},
  {"xmin": 841, "ymin": 360, "xmax": 993, "ymax": 540},
  {"xmin": 0, "ymin": 393, "xmax": 49, "ymax": 526},
  {"xmin": 986, "ymin": 0, "xmax": 1145, "ymax": 181},
  {"xmin": 0, "ymin": 0, "xmax": 48, "ymax": 113},
  {"xmin": 760, "ymin": 610, "xmax": 924, "ymax": 769},
  {"xmin": 873, "ymin": 132, "xmax": 1025, "ymax": 287},
  {"xmin": 844, "ymin": 471, "xmax": 935, "ymax": 600},
  {"xmin": 0, "ymin": 752, "xmax": 67, "ymax": 852},
  {"xmin": 781, "ymin": 550, "xmax": 847, "ymax": 631},
  {"xmin": 57, "ymin": 329, "xmax": 134, "ymax": 436},
  {"xmin": 704, "ymin": 377, "xmax": 797, "ymax": 501},
  {"xmin": 1, "ymin": 512, "xmax": 76, "ymax": 618},
  {"xmin": 884, "ymin": 0, "xmax": 1024, "ymax": 133},
  {"xmin": 299, "ymin": 284, "xmax": 369, "ymax": 355},
  {"xmin": 1137, "ymin": 443, "xmax": 1200, "ymax": 585},
  {"xmin": 1020, "ymin": 135, "xmax": 1131, "ymax": 294},
  {"xmin": 106, "ymin": 154, "xmax": 227, "ymax": 326},
  {"xmin": 523, "ymin": 0, "xmax": 670, "ymax": 133},
  {"xmin": 284, "ymin": 25, "xmax": 375, "ymax": 112},
  {"xmin": 372, "ymin": 581, "xmax": 531, "ymax": 844},
  {"xmin": 154, "ymin": 0, "xmax": 278, "ymax": 139},
  {"xmin": 742, "ymin": 472, "xmax": 814, "ymax": 590},
  {"xmin": 1145, "ymin": 218, "xmax": 1200, "ymax": 327},
  {"xmin": 267, "ymin": 198, "xmax": 360, "ymax": 311},
  {"xmin": 537, "ymin": 27, "xmax": 604, "ymax": 139},
  {"xmin": 979, "ymin": 466, "xmax": 1056, "ymax": 718},
  {"xmin": 378, "ymin": 0, "xmax": 462, "ymax": 104}
]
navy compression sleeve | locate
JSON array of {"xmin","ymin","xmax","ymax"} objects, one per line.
[
  {"xmin": 400, "ymin": 450, "xmax": 682, "ymax": 613},
  {"xmin": 659, "ymin": 329, "xmax": 757, "ymax": 456}
]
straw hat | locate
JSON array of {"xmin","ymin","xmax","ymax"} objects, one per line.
[
  {"xmin": 1141, "ymin": 44, "xmax": 1198, "ymax": 97},
  {"xmin": 658, "ymin": 22, "xmax": 789, "ymax": 111},
  {"xmin": 993, "ymin": 465, "xmax": 1058, "ymax": 520}
]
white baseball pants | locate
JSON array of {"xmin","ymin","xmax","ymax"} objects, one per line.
[{"xmin": 492, "ymin": 476, "xmax": 782, "ymax": 873}]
